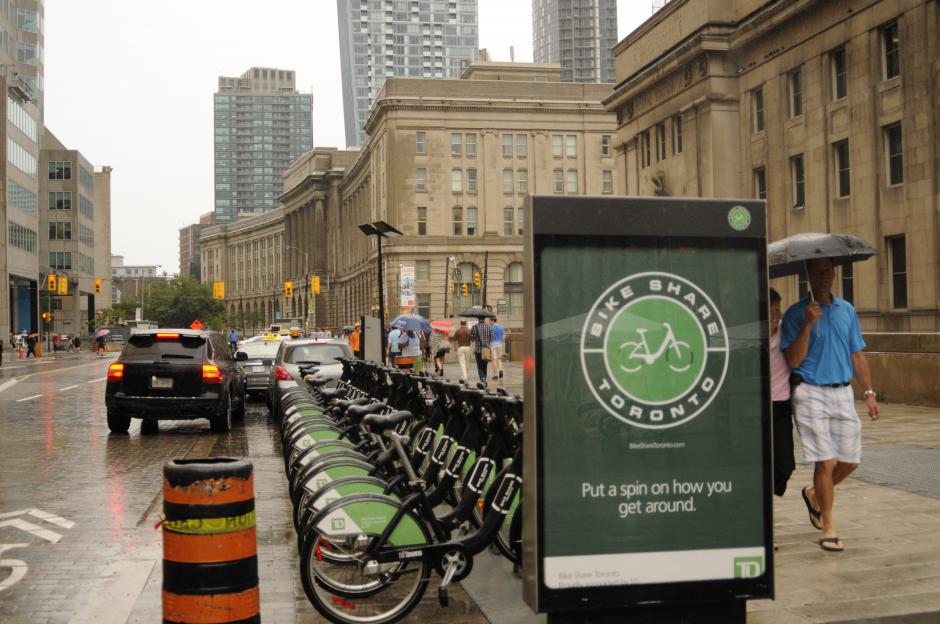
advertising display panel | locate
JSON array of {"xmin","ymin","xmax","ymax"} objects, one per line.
[{"xmin": 522, "ymin": 196, "xmax": 772, "ymax": 618}]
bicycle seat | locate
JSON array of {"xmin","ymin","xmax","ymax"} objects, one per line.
[
  {"xmin": 319, "ymin": 387, "xmax": 347, "ymax": 400},
  {"xmin": 333, "ymin": 397, "xmax": 370, "ymax": 412},
  {"xmin": 346, "ymin": 402, "xmax": 388, "ymax": 420},
  {"xmin": 362, "ymin": 410, "xmax": 414, "ymax": 433}
]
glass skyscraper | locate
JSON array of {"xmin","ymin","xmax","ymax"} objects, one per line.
[
  {"xmin": 337, "ymin": 0, "xmax": 479, "ymax": 147},
  {"xmin": 533, "ymin": 0, "xmax": 618, "ymax": 83},
  {"xmin": 213, "ymin": 67, "xmax": 313, "ymax": 224}
]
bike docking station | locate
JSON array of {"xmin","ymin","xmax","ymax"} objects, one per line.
[{"xmin": 522, "ymin": 196, "xmax": 773, "ymax": 623}]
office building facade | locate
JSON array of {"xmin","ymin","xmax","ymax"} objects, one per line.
[
  {"xmin": 337, "ymin": 0, "xmax": 479, "ymax": 147},
  {"xmin": 179, "ymin": 212, "xmax": 215, "ymax": 279},
  {"xmin": 533, "ymin": 0, "xmax": 618, "ymax": 83},
  {"xmin": 213, "ymin": 67, "xmax": 313, "ymax": 224}
]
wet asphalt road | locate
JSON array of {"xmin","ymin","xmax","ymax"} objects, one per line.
[{"xmin": 0, "ymin": 353, "xmax": 488, "ymax": 624}]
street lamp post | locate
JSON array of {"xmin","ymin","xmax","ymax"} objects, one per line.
[
  {"xmin": 285, "ymin": 245, "xmax": 309, "ymax": 328},
  {"xmin": 359, "ymin": 220, "xmax": 402, "ymax": 357},
  {"xmin": 443, "ymin": 255, "xmax": 455, "ymax": 319}
]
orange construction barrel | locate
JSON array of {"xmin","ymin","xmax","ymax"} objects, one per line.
[{"xmin": 162, "ymin": 457, "xmax": 259, "ymax": 624}]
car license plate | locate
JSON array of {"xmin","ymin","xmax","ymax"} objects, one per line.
[
  {"xmin": 251, "ymin": 366, "xmax": 266, "ymax": 373},
  {"xmin": 151, "ymin": 376, "xmax": 173, "ymax": 389}
]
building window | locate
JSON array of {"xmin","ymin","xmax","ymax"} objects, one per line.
[
  {"xmin": 754, "ymin": 168, "xmax": 767, "ymax": 200},
  {"xmin": 466, "ymin": 207, "xmax": 478, "ymax": 236},
  {"xmin": 888, "ymin": 234, "xmax": 907, "ymax": 308},
  {"xmin": 452, "ymin": 207, "xmax": 463, "ymax": 236},
  {"xmin": 49, "ymin": 251, "xmax": 72, "ymax": 270},
  {"xmin": 885, "ymin": 123, "xmax": 903, "ymax": 185},
  {"xmin": 791, "ymin": 154, "xmax": 805, "ymax": 208},
  {"xmin": 831, "ymin": 48, "xmax": 847, "ymax": 100},
  {"xmin": 516, "ymin": 134, "xmax": 527, "ymax": 158},
  {"xmin": 450, "ymin": 132, "xmax": 462, "ymax": 156},
  {"xmin": 566, "ymin": 170, "xmax": 578, "ymax": 194},
  {"xmin": 416, "ymin": 293, "xmax": 431, "ymax": 319},
  {"xmin": 505, "ymin": 262, "xmax": 523, "ymax": 316},
  {"xmin": 553, "ymin": 169, "xmax": 563, "ymax": 193},
  {"xmin": 552, "ymin": 135, "xmax": 563, "ymax": 158},
  {"xmin": 48, "ymin": 191, "xmax": 72, "ymax": 210},
  {"xmin": 602, "ymin": 170, "xmax": 613, "ymax": 194},
  {"xmin": 8, "ymin": 221, "xmax": 37, "ymax": 253},
  {"xmin": 641, "ymin": 130, "xmax": 651, "ymax": 168},
  {"xmin": 48, "ymin": 221, "xmax": 72, "ymax": 240},
  {"xmin": 502, "ymin": 169, "xmax": 513, "ymax": 194},
  {"xmin": 502, "ymin": 133, "xmax": 513, "ymax": 158},
  {"xmin": 882, "ymin": 22, "xmax": 900, "ymax": 79},
  {"xmin": 417, "ymin": 206, "xmax": 427, "ymax": 235},
  {"xmin": 416, "ymin": 260, "xmax": 431, "ymax": 281},
  {"xmin": 465, "ymin": 133, "xmax": 476, "ymax": 157},
  {"xmin": 416, "ymin": 167, "xmax": 426, "ymax": 192},
  {"xmin": 516, "ymin": 169, "xmax": 528, "ymax": 195},
  {"xmin": 789, "ymin": 68, "xmax": 803, "ymax": 118},
  {"xmin": 451, "ymin": 169, "xmax": 462, "ymax": 193},
  {"xmin": 415, "ymin": 131, "xmax": 426, "ymax": 154},
  {"xmin": 601, "ymin": 134, "xmax": 612, "ymax": 157},
  {"xmin": 752, "ymin": 87, "xmax": 765, "ymax": 132},
  {"xmin": 672, "ymin": 116, "xmax": 682, "ymax": 154},
  {"xmin": 466, "ymin": 168, "xmax": 477, "ymax": 194},
  {"xmin": 80, "ymin": 196, "xmax": 94, "ymax": 220},
  {"xmin": 517, "ymin": 206, "xmax": 524, "ymax": 235},
  {"xmin": 503, "ymin": 207, "xmax": 514, "ymax": 236},
  {"xmin": 841, "ymin": 262, "xmax": 854, "ymax": 304},
  {"xmin": 655, "ymin": 123, "xmax": 667, "ymax": 161},
  {"xmin": 834, "ymin": 140, "xmax": 851, "ymax": 197},
  {"xmin": 565, "ymin": 135, "xmax": 577, "ymax": 158}
]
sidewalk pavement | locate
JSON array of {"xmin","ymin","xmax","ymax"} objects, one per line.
[{"xmin": 446, "ymin": 360, "xmax": 940, "ymax": 624}]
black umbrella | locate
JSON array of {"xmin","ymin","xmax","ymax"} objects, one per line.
[
  {"xmin": 768, "ymin": 232, "xmax": 877, "ymax": 279},
  {"xmin": 459, "ymin": 307, "xmax": 496, "ymax": 319}
]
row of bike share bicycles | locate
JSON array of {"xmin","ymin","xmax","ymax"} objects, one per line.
[{"xmin": 277, "ymin": 358, "xmax": 523, "ymax": 623}]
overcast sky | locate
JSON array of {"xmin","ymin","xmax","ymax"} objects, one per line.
[{"xmin": 44, "ymin": 0, "xmax": 652, "ymax": 274}]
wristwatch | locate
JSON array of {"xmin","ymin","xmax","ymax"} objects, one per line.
[{"xmin": 863, "ymin": 389, "xmax": 877, "ymax": 399}]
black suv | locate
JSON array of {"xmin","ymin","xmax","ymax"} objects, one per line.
[{"xmin": 105, "ymin": 329, "xmax": 247, "ymax": 434}]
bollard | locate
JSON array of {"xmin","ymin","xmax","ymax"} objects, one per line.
[{"xmin": 162, "ymin": 457, "xmax": 259, "ymax": 624}]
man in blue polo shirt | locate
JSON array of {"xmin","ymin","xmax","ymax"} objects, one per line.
[{"xmin": 781, "ymin": 257, "xmax": 880, "ymax": 553}]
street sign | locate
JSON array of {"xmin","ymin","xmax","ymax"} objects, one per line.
[
  {"xmin": 522, "ymin": 196, "xmax": 772, "ymax": 619},
  {"xmin": 189, "ymin": 320, "xmax": 204, "ymax": 330},
  {"xmin": 400, "ymin": 265, "xmax": 415, "ymax": 308}
]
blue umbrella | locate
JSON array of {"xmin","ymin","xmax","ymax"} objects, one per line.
[{"xmin": 390, "ymin": 314, "xmax": 430, "ymax": 331}]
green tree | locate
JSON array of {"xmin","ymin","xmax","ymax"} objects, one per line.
[{"xmin": 143, "ymin": 276, "xmax": 225, "ymax": 328}]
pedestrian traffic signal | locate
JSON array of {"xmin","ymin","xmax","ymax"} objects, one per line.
[
  {"xmin": 57, "ymin": 277, "xmax": 68, "ymax": 295},
  {"xmin": 310, "ymin": 275, "xmax": 320, "ymax": 295},
  {"xmin": 47, "ymin": 274, "xmax": 57, "ymax": 291},
  {"xmin": 284, "ymin": 281, "xmax": 293, "ymax": 298},
  {"xmin": 462, "ymin": 283, "xmax": 469, "ymax": 296},
  {"xmin": 94, "ymin": 278, "xmax": 102, "ymax": 294},
  {"xmin": 473, "ymin": 271, "xmax": 482, "ymax": 288}
]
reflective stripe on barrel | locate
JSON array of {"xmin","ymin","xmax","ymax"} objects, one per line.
[{"xmin": 163, "ymin": 457, "xmax": 259, "ymax": 624}]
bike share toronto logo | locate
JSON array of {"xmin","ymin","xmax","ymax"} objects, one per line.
[{"xmin": 580, "ymin": 272, "xmax": 729, "ymax": 429}]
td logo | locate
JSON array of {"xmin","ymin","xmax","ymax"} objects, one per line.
[{"xmin": 580, "ymin": 272, "xmax": 729, "ymax": 429}]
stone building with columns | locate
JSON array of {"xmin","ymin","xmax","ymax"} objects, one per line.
[{"xmin": 604, "ymin": 0, "xmax": 940, "ymax": 331}]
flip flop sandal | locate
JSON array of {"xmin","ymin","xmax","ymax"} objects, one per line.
[
  {"xmin": 802, "ymin": 486, "xmax": 823, "ymax": 531},
  {"xmin": 819, "ymin": 537, "xmax": 844, "ymax": 552}
]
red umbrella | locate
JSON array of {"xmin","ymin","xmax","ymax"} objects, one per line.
[{"xmin": 430, "ymin": 320, "xmax": 454, "ymax": 330}]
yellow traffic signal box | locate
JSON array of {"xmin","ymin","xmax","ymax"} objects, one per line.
[
  {"xmin": 94, "ymin": 278, "xmax": 102, "ymax": 294},
  {"xmin": 284, "ymin": 281, "xmax": 293, "ymax": 298},
  {"xmin": 310, "ymin": 275, "xmax": 320, "ymax": 295},
  {"xmin": 47, "ymin": 274, "xmax": 57, "ymax": 291},
  {"xmin": 57, "ymin": 276, "xmax": 68, "ymax": 295},
  {"xmin": 462, "ymin": 283, "xmax": 469, "ymax": 296},
  {"xmin": 473, "ymin": 271, "xmax": 482, "ymax": 288}
]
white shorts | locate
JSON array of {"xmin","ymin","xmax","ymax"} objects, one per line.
[
  {"xmin": 490, "ymin": 342, "xmax": 504, "ymax": 359},
  {"xmin": 791, "ymin": 383, "xmax": 862, "ymax": 464}
]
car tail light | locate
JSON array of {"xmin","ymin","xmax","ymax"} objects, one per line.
[
  {"xmin": 275, "ymin": 366, "xmax": 294, "ymax": 382},
  {"xmin": 156, "ymin": 333, "xmax": 180, "ymax": 340},
  {"xmin": 107, "ymin": 362, "xmax": 124, "ymax": 381},
  {"xmin": 202, "ymin": 364, "xmax": 222, "ymax": 383}
]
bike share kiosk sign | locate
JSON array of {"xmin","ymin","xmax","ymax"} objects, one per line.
[{"xmin": 522, "ymin": 196, "xmax": 773, "ymax": 619}]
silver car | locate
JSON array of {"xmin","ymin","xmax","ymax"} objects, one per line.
[
  {"xmin": 270, "ymin": 339, "xmax": 352, "ymax": 417},
  {"xmin": 235, "ymin": 339, "xmax": 282, "ymax": 399}
]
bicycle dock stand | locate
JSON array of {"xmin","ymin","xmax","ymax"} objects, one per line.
[{"xmin": 546, "ymin": 601, "xmax": 746, "ymax": 624}]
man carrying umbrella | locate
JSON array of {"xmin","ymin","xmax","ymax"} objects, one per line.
[{"xmin": 780, "ymin": 255, "xmax": 880, "ymax": 553}]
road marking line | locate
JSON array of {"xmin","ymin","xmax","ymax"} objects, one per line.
[
  {"xmin": 0, "ymin": 518, "xmax": 62, "ymax": 543},
  {"xmin": 0, "ymin": 379, "xmax": 17, "ymax": 393},
  {"xmin": 87, "ymin": 377, "xmax": 107, "ymax": 383},
  {"xmin": 16, "ymin": 394, "xmax": 42, "ymax": 402},
  {"xmin": 16, "ymin": 360, "xmax": 111, "ymax": 383},
  {"xmin": 24, "ymin": 509, "xmax": 75, "ymax": 529},
  {"xmin": 59, "ymin": 385, "xmax": 79, "ymax": 391}
]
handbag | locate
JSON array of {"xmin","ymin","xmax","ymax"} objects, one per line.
[{"xmin": 481, "ymin": 347, "xmax": 492, "ymax": 361}]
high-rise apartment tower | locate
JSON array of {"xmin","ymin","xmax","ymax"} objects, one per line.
[
  {"xmin": 213, "ymin": 67, "xmax": 313, "ymax": 224},
  {"xmin": 336, "ymin": 0, "xmax": 479, "ymax": 147},
  {"xmin": 532, "ymin": 0, "xmax": 617, "ymax": 83}
]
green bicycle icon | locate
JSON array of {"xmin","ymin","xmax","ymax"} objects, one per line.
[{"xmin": 618, "ymin": 323, "xmax": 693, "ymax": 373}]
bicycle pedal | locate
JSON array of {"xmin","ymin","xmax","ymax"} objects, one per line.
[{"xmin": 438, "ymin": 586, "xmax": 449, "ymax": 607}]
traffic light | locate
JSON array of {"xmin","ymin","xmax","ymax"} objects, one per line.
[
  {"xmin": 47, "ymin": 274, "xmax": 57, "ymax": 291},
  {"xmin": 462, "ymin": 283, "xmax": 469, "ymax": 296},
  {"xmin": 310, "ymin": 275, "xmax": 320, "ymax": 295},
  {"xmin": 57, "ymin": 277, "xmax": 68, "ymax": 295},
  {"xmin": 212, "ymin": 281, "xmax": 225, "ymax": 299},
  {"xmin": 284, "ymin": 281, "xmax": 293, "ymax": 298},
  {"xmin": 450, "ymin": 282, "xmax": 457, "ymax": 294},
  {"xmin": 473, "ymin": 271, "xmax": 482, "ymax": 289},
  {"xmin": 94, "ymin": 278, "xmax": 102, "ymax": 294},
  {"xmin": 41, "ymin": 312, "xmax": 53, "ymax": 322}
]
